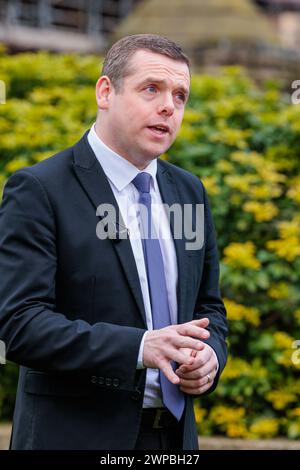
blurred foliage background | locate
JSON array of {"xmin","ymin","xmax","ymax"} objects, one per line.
[{"xmin": 0, "ymin": 48, "xmax": 299, "ymax": 439}]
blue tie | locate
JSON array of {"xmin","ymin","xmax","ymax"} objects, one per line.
[{"xmin": 132, "ymin": 172, "xmax": 185, "ymax": 421}]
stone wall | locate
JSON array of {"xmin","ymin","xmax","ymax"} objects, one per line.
[{"xmin": 0, "ymin": 424, "xmax": 299, "ymax": 450}]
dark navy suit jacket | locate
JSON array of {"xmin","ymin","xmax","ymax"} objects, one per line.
[{"xmin": 0, "ymin": 132, "xmax": 227, "ymax": 449}]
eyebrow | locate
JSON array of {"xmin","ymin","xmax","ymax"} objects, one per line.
[{"xmin": 138, "ymin": 77, "xmax": 189, "ymax": 98}]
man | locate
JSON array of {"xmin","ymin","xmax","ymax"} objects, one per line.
[{"xmin": 0, "ymin": 34, "xmax": 227, "ymax": 450}]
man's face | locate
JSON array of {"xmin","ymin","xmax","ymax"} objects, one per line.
[{"xmin": 97, "ymin": 50, "xmax": 190, "ymax": 168}]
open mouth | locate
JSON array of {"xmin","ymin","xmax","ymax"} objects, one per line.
[{"xmin": 147, "ymin": 125, "xmax": 169, "ymax": 135}]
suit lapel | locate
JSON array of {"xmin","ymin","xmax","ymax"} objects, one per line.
[
  {"xmin": 156, "ymin": 161, "xmax": 189, "ymax": 325},
  {"xmin": 72, "ymin": 133, "xmax": 189, "ymax": 327},
  {"xmin": 72, "ymin": 133, "xmax": 147, "ymax": 327}
]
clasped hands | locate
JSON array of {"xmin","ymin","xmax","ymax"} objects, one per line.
[{"xmin": 143, "ymin": 318, "xmax": 218, "ymax": 396}]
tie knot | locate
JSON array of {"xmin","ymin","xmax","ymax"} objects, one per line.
[{"xmin": 132, "ymin": 172, "xmax": 152, "ymax": 194}]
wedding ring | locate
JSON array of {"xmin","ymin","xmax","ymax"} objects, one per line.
[{"xmin": 207, "ymin": 373, "xmax": 212, "ymax": 383}]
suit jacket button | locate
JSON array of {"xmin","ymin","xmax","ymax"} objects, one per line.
[
  {"xmin": 131, "ymin": 390, "xmax": 141, "ymax": 401},
  {"xmin": 98, "ymin": 377, "xmax": 105, "ymax": 385},
  {"xmin": 105, "ymin": 377, "xmax": 112, "ymax": 386},
  {"xmin": 113, "ymin": 378, "xmax": 120, "ymax": 387}
]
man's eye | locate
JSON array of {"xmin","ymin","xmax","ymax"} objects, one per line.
[
  {"xmin": 146, "ymin": 86, "xmax": 157, "ymax": 93},
  {"xmin": 176, "ymin": 94, "xmax": 185, "ymax": 102}
]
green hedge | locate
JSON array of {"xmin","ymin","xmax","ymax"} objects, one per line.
[{"xmin": 0, "ymin": 49, "xmax": 299, "ymax": 438}]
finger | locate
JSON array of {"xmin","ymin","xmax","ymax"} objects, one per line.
[
  {"xmin": 173, "ymin": 336, "xmax": 205, "ymax": 352},
  {"xmin": 180, "ymin": 381, "xmax": 213, "ymax": 395},
  {"xmin": 189, "ymin": 318, "xmax": 210, "ymax": 328},
  {"xmin": 179, "ymin": 369, "xmax": 216, "ymax": 391},
  {"xmin": 180, "ymin": 351, "xmax": 216, "ymax": 377},
  {"xmin": 176, "ymin": 368, "xmax": 202, "ymax": 380},
  {"xmin": 176, "ymin": 357, "xmax": 216, "ymax": 380},
  {"xmin": 179, "ymin": 377, "xmax": 199, "ymax": 388},
  {"xmin": 178, "ymin": 369, "xmax": 216, "ymax": 387},
  {"xmin": 178, "ymin": 324, "xmax": 210, "ymax": 340},
  {"xmin": 172, "ymin": 350, "xmax": 197, "ymax": 366},
  {"xmin": 160, "ymin": 361, "xmax": 181, "ymax": 385},
  {"xmin": 196, "ymin": 375, "xmax": 214, "ymax": 388},
  {"xmin": 182, "ymin": 318, "xmax": 210, "ymax": 331},
  {"xmin": 196, "ymin": 361, "xmax": 217, "ymax": 379},
  {"xmin": 177, "ymin": 348, "xmax": 212, "ymax": 373}
]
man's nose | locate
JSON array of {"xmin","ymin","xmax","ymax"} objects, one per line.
[{"xmin": 157, "ymin": 94, "xmax": 175, "ymax": 116}]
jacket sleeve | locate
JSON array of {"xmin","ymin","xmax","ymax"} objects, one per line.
[
  {"xmin": 192, "ymin": 183, "xmax": 228, "ymax": 396},
  {"xmin": 0, "ymin": 170, "xmax": 146, "ymax": 391}
]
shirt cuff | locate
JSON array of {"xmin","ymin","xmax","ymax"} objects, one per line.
[{"xmin": 137, "ymin": 331, "xmax": 148, "ymax": 369}]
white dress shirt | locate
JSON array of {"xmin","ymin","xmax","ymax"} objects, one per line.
[{"xmin": 88, "ymin": 124, "xmax": 178, "ymax": 408}]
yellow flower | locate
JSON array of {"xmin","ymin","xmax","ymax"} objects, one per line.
[
  {"xmin": 276, "ymin": 349, "xmax": 300, "ymax": 368},
  {"xmin": 274, "ymin": 331, "xmax": 294, "ymax": 349},
  {"xmin": 278, "ymin": 220, "xmax": 300, "ymax": 239},
  {"xmin": 221, "ymin": 357, "xmax": 249, "ymax": 380},
  {"xmin": 211, "ymin": 128, "xmax": 251, "ymax": 148},
  {"xmin": 216, "ymin": 159, "xmax": 234, "ymax": 173},
  {"xmin": 230, "ymin": 150, "xmax": 265, "ymax": 169},
  {"xmin": 249, "ymin": 418, "xmax": 279, "ymax": 438},
  {"xmin": 223, "ymin": 241, "xmax": 261, "ymax": 270},
  {"xmin": 225, "ymin": 174, "xmax": 258, "ymax": 193},
  {"xmin": 287, "ymin": 177, "xmax": 300, "ymax": 203},
  {"xmin": 264, "ymin": 90, "xmax": 280, "ymax": 103},
  {"xmin": 267, "ymin": 238, "xmax": 300, "ymax": 261},
  {"xmin": 243, "ymin": 201, "xmax": 279, "ymax": 222},
  {"xmin": 287, "ymin": 185, "xmax": 300, "ymax": 204},
  {"xmin": 221, "ymin": 356, "xmax": 267, "ymax": 381},
  {"xmin": 266, "ymin": 390, "xmax": 297, "ymax": 410},
  {"xmin": 257, "ymin": 167, "xmax": 286, "ymax": 184},
  {"xmin": 210, "ymin": 406, "xmax": 245, "ymax": 426},
  {"xmin": 273, "ymin": 332, "xmax": 296, "ymax": 368},
  {"xmin": 230, "ymin": 151, "xmax": 286, "ymax": 192},
  {"xmin": 183, "ymin": 108, "xmax": 205, "ymax": 124},
  {"xmin": 177, "ymin": 124, "xmax": 198, "ymax": 141},
  {"xmin": 227, "ymin": 423, "xmax": 249, "ymax": 438},
  {"xmin": 194, "ymin": 406, "xmax": 206, "ymax": 424},
  {"xmin": 267, "ymin": 218, "xmax": 300, "ymax": 261},
  {"xmin": 289, "ymin": 408, "xmax": 300, "ymax": 417},
  {"xmin": 224, "ymin": 298, "xmax": 260, "ymax": 325},
  {"xmin": 249, "ymin": 185, "xmax": 282, "ymax": 199},
  {"xmin": 5, "ymin": 157, "xmax": 29, "ymax": 173},
  {"xmin": 201, "ymin": 175, "xmax": 220, "ymax": 195},
  {"xmin": 268, "ymin": 282, "xmax": 290, "ymax": 299}
]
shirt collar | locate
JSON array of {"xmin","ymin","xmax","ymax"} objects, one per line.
[{"xmin": 87, "ymin": 123, "xmax": 158, "ymax": 192}]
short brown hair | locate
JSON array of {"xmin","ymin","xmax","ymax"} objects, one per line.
[{"xmin": 101, "ymin": 34, "xmax": 191, "ymax": 92}]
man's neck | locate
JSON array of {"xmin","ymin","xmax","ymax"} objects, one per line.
[{"xmin": 94, "ymin": 121, "xmax": 155, "ymax": 171}]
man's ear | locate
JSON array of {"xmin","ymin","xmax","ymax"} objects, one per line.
[{"xmin": 96, "ymin": 76, "xmax": 113, "ymax": 110}]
